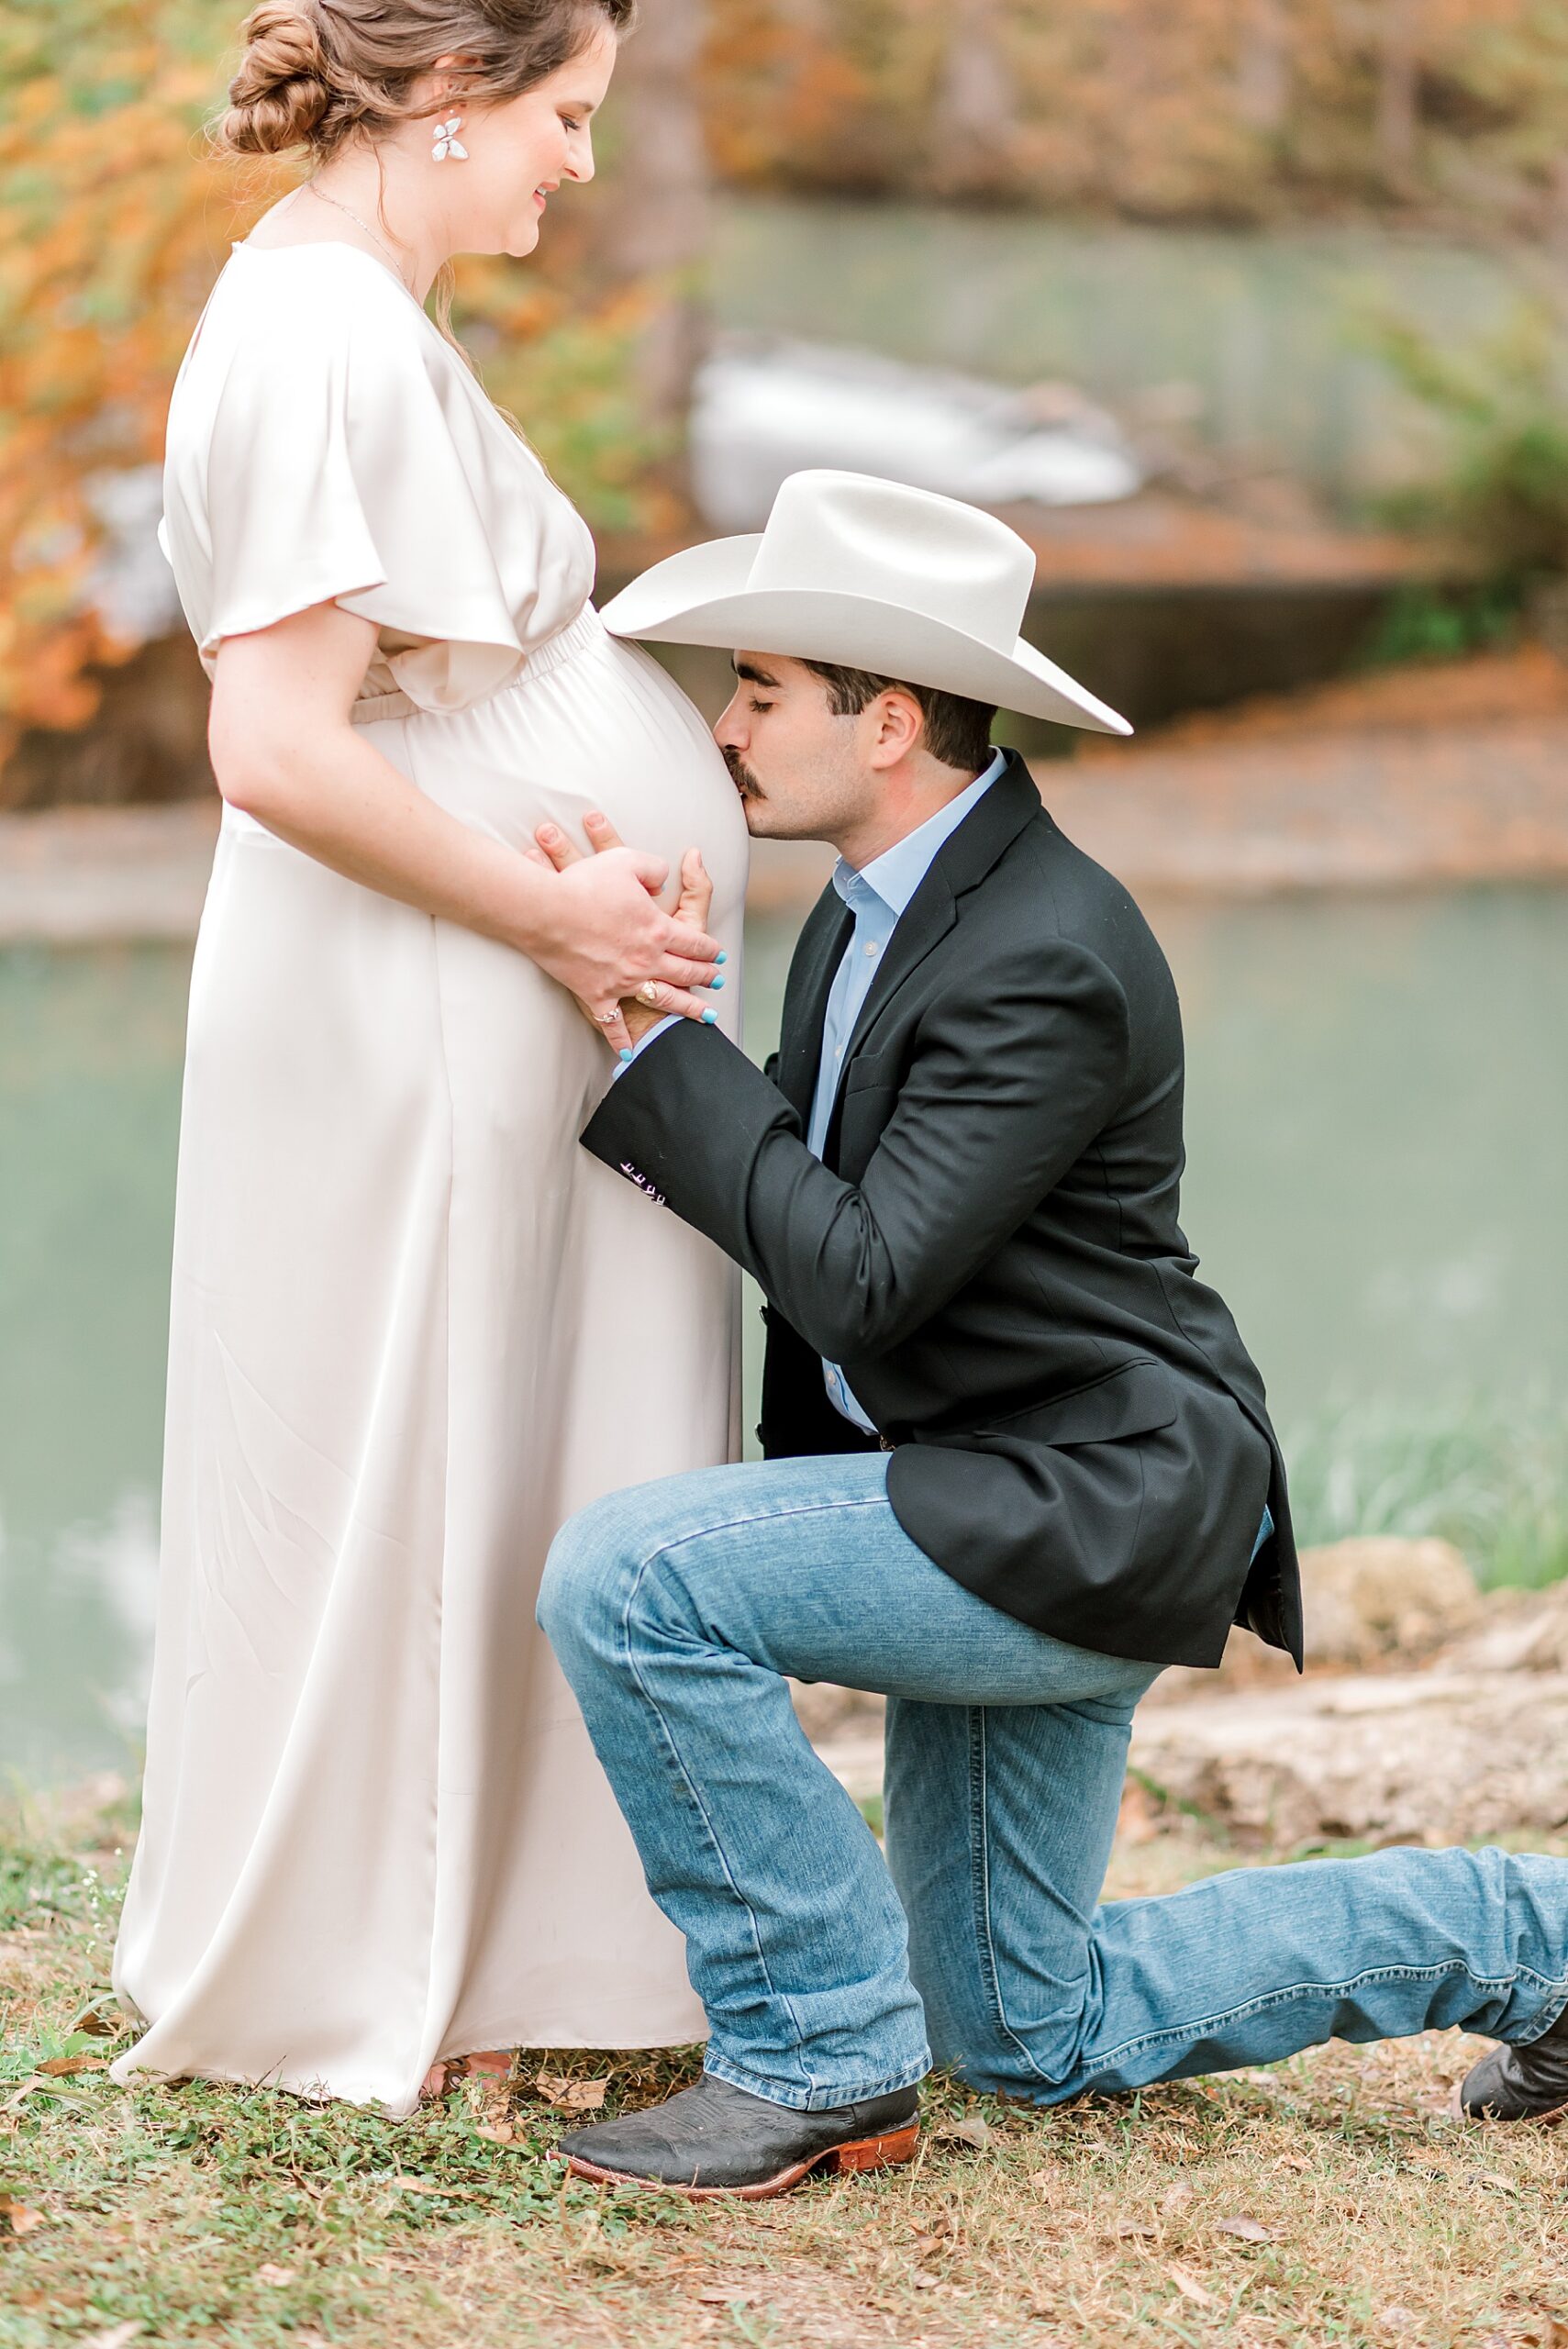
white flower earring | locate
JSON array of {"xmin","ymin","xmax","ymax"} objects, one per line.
[{"xmin": 431, "ymin": 113, "xmax": 467, "ymax": 162}]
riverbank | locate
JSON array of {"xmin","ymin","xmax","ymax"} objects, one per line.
[
  {"xmin": 4, "ymin": 651, "xmax": 1566, "ymax": 942},
  {"xmin": 6, "ymin": 1784, "xmax": 1567, "ymax": 2349}
]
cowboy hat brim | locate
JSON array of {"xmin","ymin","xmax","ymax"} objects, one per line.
[{"xmin": 600, "ymin": 533, "xmax": 1132, "ymax": 737}]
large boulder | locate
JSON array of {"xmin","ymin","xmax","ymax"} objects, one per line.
[
  {"xmin": 1300, "ymin": 1535, "xmax": 1483, "ymax": 1664},
  {"xmin": 1145, "ymin": 1534, "xmax": 1482, "ymax": 1703},
  {"xmin": 1440, "ymin": 1580, "xmax": 1568, "ymax": 1675}
]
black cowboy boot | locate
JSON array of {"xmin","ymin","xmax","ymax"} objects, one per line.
[
  {"xmin": 1454, "ymin": 2003, "xmax": 1568, "ymax": 2123},
  {"xmin": 557, "ymin": 2072, "xmax": 922, "ymax": 2199}
]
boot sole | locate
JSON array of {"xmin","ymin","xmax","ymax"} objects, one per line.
[{"xmin": 562, "ymin": 2120, "xmax": 920, "ymax": 2201}]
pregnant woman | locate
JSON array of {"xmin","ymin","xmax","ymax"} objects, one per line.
[{"xmin": 111, "ymin": 0, "xmax": 749, "ymax": 2112}]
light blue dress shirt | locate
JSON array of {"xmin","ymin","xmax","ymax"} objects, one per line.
[
  {"xmin": 808, "ymin": 749, "xmax": 1006, "ymax": 1428},
  {"xmin": 617, "ymin": 749, "xmax": 1006, "ymax": 1433}
]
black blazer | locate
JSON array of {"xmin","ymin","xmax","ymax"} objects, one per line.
[{"xmin": 584, "ymin": 752, "xmax": 1302, "ymax": 1671}]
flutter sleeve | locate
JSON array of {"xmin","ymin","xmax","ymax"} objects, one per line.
[{"xmin": 198, "ymin": 271, "xmax": 555, "ymax": 710}]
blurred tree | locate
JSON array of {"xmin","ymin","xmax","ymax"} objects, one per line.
[
  {"xmin": 592, "ymin": 0, "xmax": 710, "ymax": 433},
  {"xmin": 1375, "ymin": 0, "xmax": 1419, "ymax": 190},
  {"xmin": 929, "ymin": 0, "xmax": 1020, "ymax": 195},
  {"xmin": 1236, "ymin": 0, "xmax": 1293, "ymax": 136},
  {"xmin": 706, "ymin": 0, "xmax": 1568, "ymax": 223},
  {"xmin": 0, "ymin": 0, "xmax": 692, "ymax": 782}
]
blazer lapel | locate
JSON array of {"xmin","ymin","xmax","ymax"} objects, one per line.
[
  {"xmin": 838, "ymin": 753, "xmax": 1041, "ymax": 1072},
  {"xmin": 775, "ymin": 886, "xmax": 852, "ymax": 1125}
]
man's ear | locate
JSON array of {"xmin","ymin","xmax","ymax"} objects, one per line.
[{"xmin": 867, "ymin": 686, "xmax": 924, "ymax": 769}]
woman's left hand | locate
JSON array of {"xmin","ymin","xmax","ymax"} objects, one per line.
[{"xmin": 534, "ymin": 813, "xmax": 719, "ymax": 1049}]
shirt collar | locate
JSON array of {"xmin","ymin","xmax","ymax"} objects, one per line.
[{"xmin": 832, "ymin": 747, "xmax": 1008, "ymax": 919}]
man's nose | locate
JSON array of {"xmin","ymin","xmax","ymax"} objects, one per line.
[{"xmin": 713, "ymin": 691, "xmax": 746, "ymax": 750}]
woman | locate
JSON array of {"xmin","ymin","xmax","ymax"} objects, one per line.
[{"xmin": 111, "ymin": 0, "xmax": 749, "ymax": 2114}]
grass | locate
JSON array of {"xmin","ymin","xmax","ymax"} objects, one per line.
[
  {"xmin": 1283, "ymin": 1394, "xmax": 1568, "ymax": 1594},
  {"xmin": 6, "ymin": 1791, "xmax": 1568, "ymax": 2347}
]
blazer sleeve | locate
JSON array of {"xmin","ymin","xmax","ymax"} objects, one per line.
[{"xmin": 582, "ymin": 936, "xmax": 1130, "ymax": 1364}]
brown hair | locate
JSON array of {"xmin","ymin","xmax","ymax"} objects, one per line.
[
  {"xmin": 803, "ymin": 661, "xmax": 997, "ymax": 774},
  {"xmin": 215, "ymin": 0, "xmax": 636, "ymax": 161}
]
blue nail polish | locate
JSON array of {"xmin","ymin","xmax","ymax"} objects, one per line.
[
  {"xmin": 710, "ymin": 975, "xmax": 725, "ymax": 990},
  {"xmin": 619, "ymin": 1048, "xmax": 632, "ymax": 1063},
  {"xmin": 716, "ymin": 950, "xmax": 728, "ymax": 965},
  {"xmin": 702, "ymin": 1009, "xmax": 717, "ymax": 1025}
]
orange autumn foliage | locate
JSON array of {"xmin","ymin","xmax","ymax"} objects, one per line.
[{"xmin": 0, "ymin": 0, "xmax": 675, "ymax": 765}]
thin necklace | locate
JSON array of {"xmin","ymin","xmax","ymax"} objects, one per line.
[{"xmin": 305, "ymin": 179, "xmax": 417, "ymax": 295}]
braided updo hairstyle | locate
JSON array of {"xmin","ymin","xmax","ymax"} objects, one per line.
[{"xmin": 215, "ymin": 0, "xmax": 637, "ymax": 160}]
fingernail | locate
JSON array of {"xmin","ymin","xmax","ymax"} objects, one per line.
[
  {"xmin": 539, "ymin": 824, "xmax": 559, "ymax": 841},
  {"xmin": 702, "ymin": 1009, "xmax": 717, "ymax": 1025},
  {"xmin": 619, "ymin": 1048, "xmax": 632, "ymax": 1063},
  {"xmin": 716, "ymin": 950, "xmax": 728, "ymax": 964},
  {"xmin": 709, "ymin": 975, "xmax": 725, "ymax": 990}
]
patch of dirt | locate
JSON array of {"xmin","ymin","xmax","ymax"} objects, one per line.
[{"xmin": 1130, "ymin": 1669, "xmax": 1568, "ymax": 1849}]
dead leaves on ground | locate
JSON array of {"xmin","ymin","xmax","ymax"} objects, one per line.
[{"xmin": 0, "ymin": 2191, "xmax": 47, "ymax": 2238}]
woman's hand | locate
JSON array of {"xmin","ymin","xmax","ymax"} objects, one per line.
[
  {"xmin": 533, "ymin": 813, "xmax": 723, "ymax": 1055},
  {"xmin": 208, "ymin": 608, "xmax": 723, "ymax": 1042}
]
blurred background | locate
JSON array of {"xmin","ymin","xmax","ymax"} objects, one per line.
[{"xmin": 3, "ymin": 0, "xmax": 1568, "ymax": 1785}]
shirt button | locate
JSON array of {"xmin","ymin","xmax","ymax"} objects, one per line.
[{"xmin": 864, "ymin": 942, "xmax": 879, "ymax": 957}]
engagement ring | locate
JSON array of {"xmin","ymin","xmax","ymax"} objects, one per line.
[{"xmin": 636, "ymin": 983, "xmax": 661, "ymax": 1008}]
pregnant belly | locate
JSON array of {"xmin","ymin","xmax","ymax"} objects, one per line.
[{"xmin": 385, "ymin": 619, "xmax": 751, "ymax": 927}]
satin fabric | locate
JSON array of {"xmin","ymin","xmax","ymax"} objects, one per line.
[{"xmin": 112, "ymin": 240, "xmax": 749, "ymax": 2112}]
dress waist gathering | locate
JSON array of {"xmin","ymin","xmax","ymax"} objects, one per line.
[{"xmin": 348, "ymin": 600, "xmax": 608, "ymax": 726}]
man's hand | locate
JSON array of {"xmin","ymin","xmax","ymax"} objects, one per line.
[{"xmin": 535, "ymin": 814, "xmax": 720, "ymax": 1056}]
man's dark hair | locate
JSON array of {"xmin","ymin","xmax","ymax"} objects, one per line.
[{"xmin": 802, "ymin": 661, "xmax": 997, "ymax": 774}]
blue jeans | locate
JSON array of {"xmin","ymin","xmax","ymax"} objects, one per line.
[{"xmin": 539, "ymin": 1453, "xmax": 1568, "ymax": 2112}]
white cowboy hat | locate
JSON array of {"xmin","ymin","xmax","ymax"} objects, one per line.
[{"xmin": 599, "ymin": 468, "xmax": 1131, "ymax": 737}]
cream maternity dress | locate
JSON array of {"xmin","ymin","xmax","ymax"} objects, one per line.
[{"xmin": 110, "ymin": 239, "xmax": 748, "ymax": 2114}]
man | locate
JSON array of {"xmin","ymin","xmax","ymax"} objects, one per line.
[{"xmin": 536, "ymin": 472, "xmax": 1568, "ymax": 2199}]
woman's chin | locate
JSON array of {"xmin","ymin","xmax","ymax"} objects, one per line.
[{"xmin": 504, "ymin": 214, "xmax": 544, "ymax": 260}]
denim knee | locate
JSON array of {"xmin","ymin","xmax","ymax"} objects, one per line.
[{"xmin": 536, "ymin": 1490, "xmax": 643, "ymax": 1671}]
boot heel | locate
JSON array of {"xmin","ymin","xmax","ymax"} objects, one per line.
[{"xmin": 831, "ymin": 2122, "xmax": 920, "ymax": 2174}]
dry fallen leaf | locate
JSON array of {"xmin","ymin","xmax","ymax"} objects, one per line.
[
  {"xmin": 0, "ymin": 2196, "xmax": 46, "ymax": 2238},
  {"xmin": 1115, "ymin": 2219, "xmax": 1157, "ymax": 2240},
  {"xmin": 387, "ymin": 2176, "xmax": 476, "ymax": 2200},
  {"xmin": 696, "ymin": 2288, "xmax": 757, "ymax": 2307},
  {"xmin": 81, "ymin": 2325, "xmax": 144, "ymax": 2349},
  {"xmin": 476, "ymin": 2121, "xmax": 516, "ymax": 2144},
  {"xmin": 254, "ymin": 2266, "xmax": 295, "ymax": 2288},
  {"xmin": 36, "ymin": 2056, "xmax": 106, "ymax": 2076},
  {"xmin": 913, "ymin": 2274, "xmax": 943, "ymax": 2291},
  {"xmin": 1166, "ymin": 2264, "xmax": 1219, "ymax": 2309},
  {"xmin": 1216, "ymin": 2215, "xmax": 1273, "ymax": 2243},
  {"xmin": 937, "ymin": 2113, "xmax": 992, "ymax": 2153},
  {"xmin": 534, "ymin": 2074, "xmax": 609, "ymax": 2113},
  {"xmin": 1160, "ymin": 2182, "xmax": 1195, "ymax": 2212}
]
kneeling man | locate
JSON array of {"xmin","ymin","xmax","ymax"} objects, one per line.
[{"xmin": 538, "ymin": 471, "xmax": 1568, "ymax": 2198}]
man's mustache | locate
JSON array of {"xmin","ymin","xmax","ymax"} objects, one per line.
[{"xmin": 722, "ymin": 744, "xmax": 762, "ymax": 800}]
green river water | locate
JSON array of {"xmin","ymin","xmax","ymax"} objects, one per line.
[{"xmin": 3, "ymin": 884, "xmax": 1566, "ymax": 1783}]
